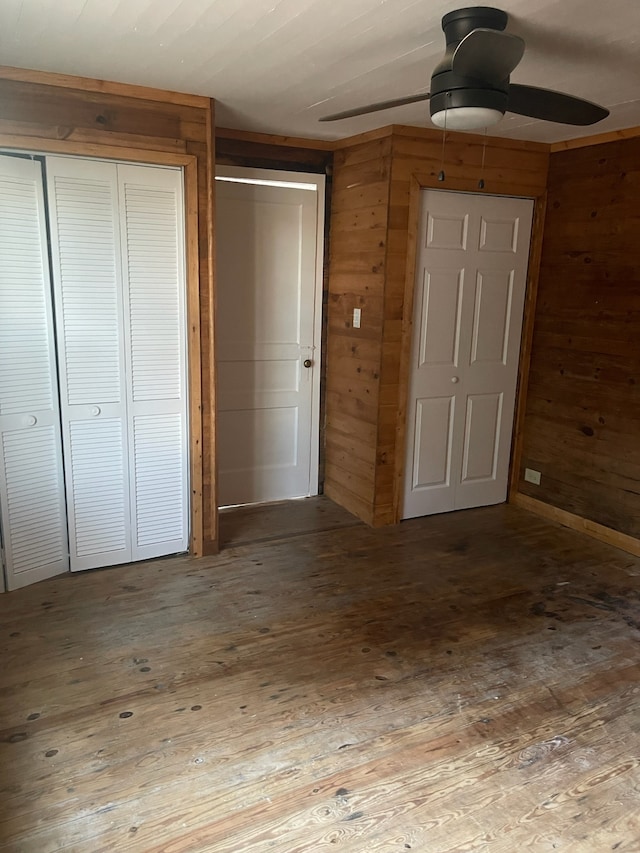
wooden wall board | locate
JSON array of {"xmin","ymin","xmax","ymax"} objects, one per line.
[
  {"xmin": 324, "ymin": 135, "xmax": 393, "ymax": 524},
  {"xmin": 216, "ymin": 126, "xmax": 333, "ymax": 151},
  {"xmin": 0, "ymin": 64, "xmax": 209, "ymax": 107},
  {"xmin": 550, "ymin": 124, "xmax": 640, "ymax": 152},
  {"xmin": 0, "ymin": 68, "xmax": 216, "ymax": 555},
  {"xmin": 517, "ymin": 136, "xmax": 640, "ymax": 543}
]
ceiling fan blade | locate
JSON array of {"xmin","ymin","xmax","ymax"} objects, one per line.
[
  {"xmin": 319, "ymin": 92, "xmax": 430, "ymax": 122},
  {"xmin": 452, "ymin": 29, "xmax": 525, "ymax": 82},
  {"xmin": 507, "ymin": 84, "xmax": 610, "ymax": 125}
]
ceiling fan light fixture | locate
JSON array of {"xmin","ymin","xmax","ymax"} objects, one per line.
[{"xmin": 431, "ymin": 105, "xmax": 504, "ymax": 130}]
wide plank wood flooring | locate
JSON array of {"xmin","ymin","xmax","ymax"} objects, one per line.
[{"xmin": 1, "ymin": 499, "xmax": 640, "ymax": 852}]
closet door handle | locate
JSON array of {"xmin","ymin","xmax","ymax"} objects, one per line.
[
  {"xmin": 24, "ymin": 415, "xmax": 38, "ymax": 426},
  {"xmin": 91, "ymin": 406, "xmax": 101, "ymax": 416},
  {"xmin": 451, "ymin": 376, "xmax": 459, "ymax": 384}
]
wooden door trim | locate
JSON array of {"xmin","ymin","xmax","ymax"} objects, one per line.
[
  {"xmin": 393, "ymin": 173, "xmax": 547, "ymax": 523},
  {"xmin": 0, "ymin": 136, "xmax": 205, "ymax": 558}
]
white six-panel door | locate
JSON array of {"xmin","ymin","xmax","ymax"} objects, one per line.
[
  {"xmin": 403, "ymin": 190, "xmax": 534, "ymax": 519},
  {"xmin": 46, "ymin": 157, "xmax": 188, "ymax": 571},
  {"xmin": 216, "ymin": 171, "xmax": 323, "ymax": 506},
  {"xmin": 0, "ymin": 155, "xmax": 69, "ymax": 590}
]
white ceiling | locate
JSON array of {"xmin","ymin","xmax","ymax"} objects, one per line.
[{"xmin": 2, "ymin": 0, "xmax": 640, "ymax": 144}]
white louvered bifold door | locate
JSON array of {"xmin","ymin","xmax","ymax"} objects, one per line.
[
  {"xmin": 46, "ymin": 157, "xmax": 132, "ymax": 571},
  {"xmin": 0, "ymin": 155, "xmax": 69, "ymax": 590},
  {"xmin": 118, "ymin": 165, "xmax": 188, "ymax": 560}
]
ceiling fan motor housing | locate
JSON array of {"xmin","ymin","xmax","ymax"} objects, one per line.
[
  {"xmin": 441, "ymin": 6, "xmax": 507, "ymax": 46},
  {"xmin": 430, "ymin": 6, "xmax": 510, "ymax": 121}
]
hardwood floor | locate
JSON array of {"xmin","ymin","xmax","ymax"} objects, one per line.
[{"xmin": 1, "ymin": 499, "xmax": 640, "ymax": 852}]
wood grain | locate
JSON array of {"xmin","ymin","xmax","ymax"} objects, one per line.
[
  {"xmin": 324, "ymin": 135, "xmax": 392, "ymax": 523},
  {"xmin": 0, "ymin": 68, "xmax": 217, "ymax": 555},
  {"xmin": 216, "ymin": 126, "xmax": 333, "ymax": 151},
  {"xmin": 0, "ymin": 65, "xmax": 209, "ymax": 108},
  {"xmin": 550, "ymin": 125, "xmax": 640, "ymax": 152},
  {"xmin": 516, "ymin": 136, "xmax": 640, "ymax": 541},
  {"xmin": 1, "ymin": 498, "xmax": 639, "ymax": 851}
]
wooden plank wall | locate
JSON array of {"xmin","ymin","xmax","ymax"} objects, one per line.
[
  {"xmin": 324, "ymin": 134, "xmax": 392, "ymax": 523},
  {"xmin": 326, "ymin": 126, "xmax": 549, "ymax": 525},
  {"xmin": 0, "ymin": 68, "xmax": 218, "ymax": 554},
  {"xmin": 516, "ymin": 136, "xmax": 640, "ymax": 540},
  {"xmin": 215, "ymin": 127, "xmax": 332, "ymax": 173}
]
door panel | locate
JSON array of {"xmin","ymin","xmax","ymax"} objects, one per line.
[
  {"xmin": 118, "ymin": 165, "xmax": 188, "ymax": 561},
  {"xmin": 418, "ymin": 269, "xmax": 464, "ymax": 367},
  {"xmin": 46, "ymin": 157, "xmax": 132, "ymax": 571},
  {"xmin": 412, "ymin": 396, "xmax": 455, "ymax": 491},
  {"xmin": 0, "ymin": 155, "xmax": 69, "ymax": 590},
  {"xmin": 67, "ymin": 417, "xmax": 128, "ymax": 558},
  {"xmin": 216, "ymin": 172, "xmax": 322, "ymax": 506},
  {"xmin": 403, "ymin": 189, "xmax": 534, "ymax": 519},
  {"xmin": 460, "ymin": 392, "xmax": 503, "ymax": 483},
  {"xmin": 470, "ymin": 271, "xmax": 514, "ymax": 365},
  {"xmin": 47, "ymin": 158, "xmax": 188, "ymax": 570}
]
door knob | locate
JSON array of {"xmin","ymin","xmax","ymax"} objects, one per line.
[
  {"xmin": 303, "ymin": 359, "xmax": 313, "ymax": 368},
  {"xmin": 451, "ymin": 376, "xmax": 459, "ymax": 384}
]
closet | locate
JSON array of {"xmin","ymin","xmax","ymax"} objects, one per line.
[{"xmin": 0, "ymin": 153, "xmax": 189, "ymax": 591}]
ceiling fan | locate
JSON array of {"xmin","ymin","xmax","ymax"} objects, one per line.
[{"xmin": 320, "ymin": 6, "xmax": 609, "ymax": 130}]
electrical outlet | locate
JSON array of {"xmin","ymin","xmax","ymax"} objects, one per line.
[
  {"xmin": 524, "ymin": 468, "xmax": 541, "ymax": 485},
  {"xmin": 353, "ymin": 308, "xmax": 361, "ymax": 329}
]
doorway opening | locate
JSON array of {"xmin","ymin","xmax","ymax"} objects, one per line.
[{"xmin": 215, "ymin": 167, "xmax": 326, "ymax": 527}]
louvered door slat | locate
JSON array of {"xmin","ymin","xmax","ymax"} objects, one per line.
[
  {"xmin": 46, "ymin": 157, "xmax": 132, "ymax": 571},
  {"xmin": 0, "ymin": 155, "xmax": 69, "ymax": 591},
  {"xmin": 119, "ymin": 165, "xmax": 188, "ymax": 560}
]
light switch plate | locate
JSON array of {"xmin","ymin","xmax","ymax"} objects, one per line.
[{"xmin": 353, "ymin": 308, "xmax": 361, "ymax": 329}]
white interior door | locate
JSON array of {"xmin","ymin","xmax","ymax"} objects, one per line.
[
  {"xmin": 0, "ymin": 155, "xmax": 69, "ymax": 590},
  {"xmin": 403, "ymin": 189, "xmax": 534, "ymax": 519},
  {"xmin": 216, "ymin": 169, "xmax": 323, "ymax": 506}
]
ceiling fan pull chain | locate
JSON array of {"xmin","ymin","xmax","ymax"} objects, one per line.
[
  {"xmin": 478, "ymin": 127, "xmax": 487, "ymax": 189},
  {"xmin": 438, "ymin": 95, "xmax": 450, "ymax": 181}
]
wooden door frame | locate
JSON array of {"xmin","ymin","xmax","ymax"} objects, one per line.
[
  {"xmin": 0, "ymin": 138, "xmax": 205, "ymax": 557},
  {"xmin": 393, "ymin": 173, "xmax": 548, "ymax": 523}
]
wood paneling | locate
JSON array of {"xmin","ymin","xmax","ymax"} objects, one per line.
[
  {"xmin": 517, "ymin": 136, "xmax": 640, "ymax": 543},
  {"xmin": 216, "ymin": 129, "xmax": 332, "ymax": 174},
  {"xmin": 324, "ymin": 135, "xmax": 392, "ymax": 523},
  {"xmin": 326, "ymin": 125, "xmax": 549, "ymax": 525},
  {"xmin": 550, "ymin": 124, "xmax": 640, "ymax": 153},
  {"xmin": 2, "ymin": 498, "xmax": 640, "ymax": 851},
  {"xmin": 0, "ymin": 67, "xmax": 217, "ymax": 555}
]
